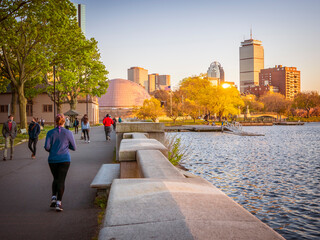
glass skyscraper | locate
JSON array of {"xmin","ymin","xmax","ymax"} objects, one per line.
[{"xmin": 73, "ymin": 3, "xmax": 86, "ymax": 35}]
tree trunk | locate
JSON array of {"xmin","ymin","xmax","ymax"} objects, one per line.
[
  {"xmin": 17, "ymin": 85, "xmax": 27, "ymax": 129},
  {"xmin": 70, "ymin": 95, "xmax": 77, "ymax": 110},
  {"xmin": 57, "ymin": 103, "xmax": 62, "ymax": 114},
  {"xmin": 11, "ymin": 86, "xmax": 17, "ymax": 116}
]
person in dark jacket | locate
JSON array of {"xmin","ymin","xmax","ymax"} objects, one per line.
[
  {"xmin": 44, "ymin": 114, "xmax": 76, "ymax": 212},
  {"xmin": 112, "ymin": 117, "xmax": 117, "ymax": 131},
  {"xmin": 2, "ymin": 115, "xmax": 17, "ymax": 161},
  {"xmin": 28, "ymin": 117, "xmax": 41, "ymax": 159}
]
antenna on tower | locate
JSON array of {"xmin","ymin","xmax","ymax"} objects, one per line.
[{"xmin": 250, "ymin": 26, "xmax": 253, "ymax": 39}]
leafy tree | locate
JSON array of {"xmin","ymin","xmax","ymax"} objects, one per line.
[
  {"xmin": 0, "ymin": 0, "xmax": 78, "ymax": 128},
  {"xmin": 165, "ymin": 90, "xmax": 183, "ymax": 123},
  {"xmin": 183, "ymin": 99, "xmax": 199, "ymax": 122},
  {"xmin": 0, "ymin": 0, "xmax": 30, "ymax": 23},
  {"xmin": 134, "ymin": 97, "xmax": 164, "ymax": 122},
  {"xmin": 292, "ymin": 91, "xmax": 320, "ymax": 118},
  {"xmin": 241, "ymin": 94, "xmax": 264, "ymax": 113},
  {"xmin": 260, "ymin": 92, "xmax": 291, "ymax": 120}
]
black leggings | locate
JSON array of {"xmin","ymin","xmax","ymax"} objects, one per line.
[
  {"xmin": 28, "ymin": 138, "xmax": 38, "ymax": 155},
  {"xmin": 83, "ymin": 129, "xmax": 89, "ymax": 141},
  {"xmin": 49, "ymin": 162, "xmax": 70, "ymax": 201}
]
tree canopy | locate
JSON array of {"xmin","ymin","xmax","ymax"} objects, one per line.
[{"xmin": 134, "ymin": 97, "xmax": 164, "ymax": 122}]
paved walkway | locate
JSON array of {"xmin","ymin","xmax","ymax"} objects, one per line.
[{"xmin": 0, "ymin": 126, "xmax": 115, "ymax": 240}]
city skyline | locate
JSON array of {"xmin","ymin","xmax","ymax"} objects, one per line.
[{"xmin": 72, "ymin": 0, "xmax": 320, "ymax": 92}]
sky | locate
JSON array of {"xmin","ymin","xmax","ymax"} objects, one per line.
[{"xmin": 72, "ymin": 0, "xmax": 320, "ymax": 91}]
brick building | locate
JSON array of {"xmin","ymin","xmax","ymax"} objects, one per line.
[{"xmin": 259, "ymin": 65, "xmax": 300, "ymax": 100}]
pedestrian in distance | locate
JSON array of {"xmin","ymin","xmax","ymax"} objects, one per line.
[
  {"xmin": 73, "ymin": 117, "xmax": 79, "ymax": 134},
  {"xmin": 118, "ymin": 116, "xmax": 122, "ymax": 123},
  {"xmin": 44, "ymin": 114, "xmax": 76, "ymax": 212},
  {"xmin": 81, "ymin": 116, "xmax": 90, "ymax": 143},
  {"xmin": 112, "ymin": 117, "xmax": 117, "ymax": 131},
  {"xmin": 28, "ymin": 117, "xmax": 41, "ymax": 159},
  {"xmin": 80, "ymin": 114, "xmax": 87, "ymax": 140},
  {"xmin": 2, "ymin": 115, "xmax": 17, "ymax": 161},
  {"xmin": 65, "ymin": 116, "xmax": 70, "ymax": 130},
  {"xmin": 103, "ymin": 114, "xmax": 113, "ymax": 141}
]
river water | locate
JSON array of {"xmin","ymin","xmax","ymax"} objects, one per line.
[{"xmin": 168, "ymin": 123, "xmax": 320, "ymax": 240}]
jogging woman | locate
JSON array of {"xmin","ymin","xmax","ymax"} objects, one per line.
[{"xmin": 44, "ymin": 114, "xmax": 76, "ymax": 212}]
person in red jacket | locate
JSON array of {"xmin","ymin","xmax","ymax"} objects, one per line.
[{"xmin": 103, "ymin": 114, "xmax": 113, "ymax": 141}]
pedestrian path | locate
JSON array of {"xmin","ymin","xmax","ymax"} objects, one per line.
[{"xmin": 0, "ymin": 126, "xmax": 115, "ymax": 240}]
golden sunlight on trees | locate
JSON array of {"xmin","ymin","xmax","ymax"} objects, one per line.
[
  {"xmin": 292, "ymin": 91, "xmax": 320, "ymax": 118},
  {"xmin": 260, "ymin": 92, "xmax": 291, "ymax": 120},
  {"xmin": 241, "ymin": 94, "xmax": 264, "ymax": 113},
  {"xmin": 134, "ymin": 97, "xmax": 164, "ymax": 122}
]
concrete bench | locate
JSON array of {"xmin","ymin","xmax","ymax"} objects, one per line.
[
  {"xmin": 99, "ymin": 178, "xmax": 284, "ymax": 240},
  {"xmin": 137, "ymin": 150, "xmax": 185, "ymax": 179},
  {"xmin": 90, "ymin": 164, "xmax": 120, "ymax": 193},
  {"xmin": 119, "ymin": 139, "xmax": 168, "ymax": 161},
  {"xmin": 123, "ymin": 132, "xmax": 149, "ymax": 139}
]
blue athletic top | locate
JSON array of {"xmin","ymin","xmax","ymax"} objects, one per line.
[{"xmin": 44, "ymin": 127, "xmax": 76, "ymax": 163}]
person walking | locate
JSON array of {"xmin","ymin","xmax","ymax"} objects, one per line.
[
  {"xmin": 81, "ymin": 116, "xmax": 90, "ymax": 143},
  {"xmin": 65, "ymin": 116, "xmax": 70, "ymax": 130},
  {"xmin": 2, "ymin": 115, "xmax": 17, "ymax": 161},
  {"xmin": 73, "ymin": 117, "xmax": 79, "ymax": 134},
  {"xmin": 103, "ymin": 114, "xmax": 113, "ymax": 141},
  {"xmin": 112, "ymin": 117, "xmax": 117, "ymax": 131},
  {"xmin": 28, "ymin": 117, "xmax": 41, "ymax": 159},
  {"xmin": 44, "ymin": 114, "xmax": 76, "ymax": 212}
]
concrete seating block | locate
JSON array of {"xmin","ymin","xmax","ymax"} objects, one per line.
[
  {"xmin": 119, "ymin": 139, "xmax": 167, "ymax": 161},
  {"xmin": 90, "ymin": 164, "xmax": 120, "ymax": 189},
  {"xmin": 123, "ymin": 132, "xmax": 149, "ymax": 139},
  {"xmin": 101, "ymin": 178, "xmax": 284, "ymax": 240},
  {"xmin": 116, "ymin": 122, "xmax": 165, "ymax": 133},
  {"xmin": 137, "ymin": 150, "xmax": 185, "ymax": 179}
]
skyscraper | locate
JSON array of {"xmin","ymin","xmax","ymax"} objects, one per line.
[
  {"xmin": 259, "ymin": 65, "xmax": 300, "ymax": 100},
  {"xmin": 207, "ymin": 61, "xmax": 225, "ymax": 84},
  {"xmin": 73, "ymin": 3, "xmax": 86, "ymax": 35},
  {"xmin": 148, "ymin": 73, "xmax": 159, "ymax": 93},
  {"xmin": 158, "ymin": 75, "xmax": 171, "ymax": 90},
  {"xmin": 239, "ymin": 37, "xmax": 264, "ymax": 93}
]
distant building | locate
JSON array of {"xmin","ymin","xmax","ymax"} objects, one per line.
[
  {"xmin": 245, "ymin": 85, "xmax": 279, "ymax": 97},
  {"xmin": 158, "ymin": 75, "xmax": 171, "ymax": 90},
  {"xmin": 239, "ymin": 38, "xmax": 264, "ymax": 93},
  {"xmin": 128, "ymin": 67, "xmax": 149, "ymax": 91},
  {"xmin": 148, "ymin": 73, "xmax": 159, "ymax": 93},
  {"xmin": 73, "ymin": 3, "xmax": 86, "ymax": 35},
  {"xmin": 207, "ymin": 61, "xmax": 225, "ymax": 84},
  {"xmin": 259, "ymin": 65, "xmax": 300, "ymax": 100}
]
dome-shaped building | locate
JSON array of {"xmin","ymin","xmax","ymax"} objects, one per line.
[{"xmin": 98, "ymin": 78, "xmax": 151, "ymax": 120}]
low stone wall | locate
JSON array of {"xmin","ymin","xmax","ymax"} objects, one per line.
[{"xmin": 99, "ymin": 122, "xmax": 285, "ymax": 240}]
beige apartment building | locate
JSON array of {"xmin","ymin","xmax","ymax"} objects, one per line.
[
  {"xmin": 239, "ymin": 38, "xmax": 264, "ymax": 93},
  {"xmin": 158, "ymin": 75, "xmax": 171, "ymax": 90},
  {"xmin": 148, "ymin": 73, "xmax": 159, "ymax": 93},
  {"xmin": 127, "ymin": 67, "xmax": 148, "ymax": 91},
  {"xmin": 0, "ymin": 93, "xmax": 99, "ymax": 125}
]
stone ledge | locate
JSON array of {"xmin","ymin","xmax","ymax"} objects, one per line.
[
  {"xmin": 90, "ymin": 164, "xmax": 120, "ymax": 189},
  {"xmin": 116, "ymin": 122, "xmax": 165, "ymax": 133},
  {"xmin": 137, "ymin": 150, "xmax": 185, "ymax": 179},
  {"xmin": 119, "ymin": 139, "xmax": 168, "ymax": 161},
  {"xmin": 123, "ymin": 132, "xmax": 149, "ymax": 139}
]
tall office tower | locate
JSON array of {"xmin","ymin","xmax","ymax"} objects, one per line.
[
  {"xmin": 73, "ymin": 3, "xmax": 86, "ymax": 35},
  {"xmin": 207, "ymin": 61, "xmax": 225, "ymax": 84},
  {"xmin": 259, "ymin": 65, "xmax": 300, "ymax": 100},
  {"xmin": 128, "ymin": 67, "xmax": 149, "ymax": 91},
  {"xmin": 158, "ymin": 75, "xmax": 171, "ymax": 90},
  {"xmin": 148, "ymin": 73, "xmax": 159, "ymax": 93},
  {"xmin": 239, "ymin": 37, "xmax": 264, "ymax": 93}
]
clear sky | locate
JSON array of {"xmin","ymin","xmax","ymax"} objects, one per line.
[{"xmin": 72, "ymin": 0, "xmax": 320, "ymax": 91}]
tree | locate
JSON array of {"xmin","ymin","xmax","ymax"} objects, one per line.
[
  {"xmin": 165, "ymin": 90, "xmax": 183, "ymax": 123},
  {"xmin": 260, "ymin": 92, "xmax": 291, "ymax": 120},
  {"xmin": 0, "ymin": 0, "xmax": 78, "ymax": 128},
  {"xmin": 0, "ymin": 0, "xmax": 30, "ymax": 23},
  {"xmin": 292, "ymin": 91, "xmax": 320, "ymax": 118},
  {"xmin": 241, "ymin": 94, "xmax": 264, "ymax": 113},
  {"xmin": 134, "ymin": 97, "xmax": 164, "ymax": 122}
]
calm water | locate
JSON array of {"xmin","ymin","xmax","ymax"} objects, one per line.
[{"xmin": 168, "ymin": 123, "xmax": 320, "ymax": 240}]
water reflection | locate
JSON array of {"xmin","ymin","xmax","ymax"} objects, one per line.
[{"xmin": 169, "ymin": 123, "xmax": 320, "ymax": 240}]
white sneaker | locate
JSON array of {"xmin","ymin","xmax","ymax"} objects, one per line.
[{"xmin": 88, "ymin": 140, "xmax": 90, "ymax": 143}]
